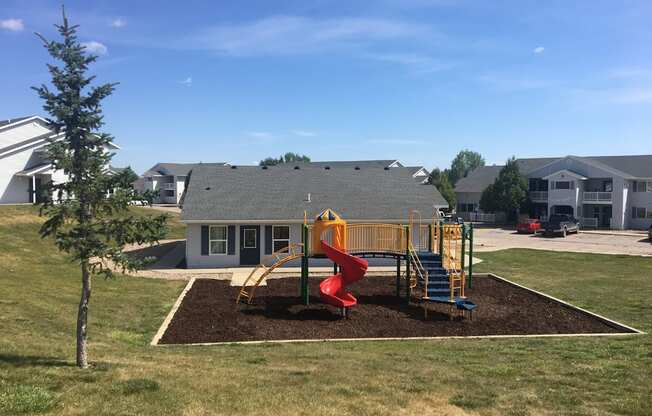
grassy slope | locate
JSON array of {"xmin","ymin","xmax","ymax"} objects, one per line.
[{"xmin": 0, "ymin": 205, "xmax": 650, "ymax": 416}]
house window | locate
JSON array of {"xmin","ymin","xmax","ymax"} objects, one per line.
[
  {"xmin": 209, "ymin": 226, "xmax": 228, "ymax": 255},
  {"xmin": 553, "ymin": 181, "xmax": 572, "ymax": 190},
  {"xmin": 631, "ymin": 207, "xmax": 647, "ymax": 219},
  {"xmin": 272, "ymin": 225, "xmax": 290, "ymax": 252}
]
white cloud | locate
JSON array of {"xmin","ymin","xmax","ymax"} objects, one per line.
[
  {"xmin": 0, "ymin": 18, "xmax": 24, "ymax": 31},
  {"xmin": 364, "ymin": 52, "xmax": 454, "ymax": 74},
  {"xmin": 183, "ymin": 16, "xmax": 430, "ymax": 56},
  {"xmin": 291, "ymin": 130, "xmax": 317, "ymax": 137},
  {"xmin": 246, "ymin": 131, "xmax": 274, "ymax": 140},
  {"xmin": 533, "ymin": 46, "xmax": 545, "ymax": 54},
  {"xmin": 81, "ymin": 41, "xmax": 108, "ymax": 55},
  {"xmin": 179, "ymin": 77, "xmax": 193, "ymax": 87},
  {"xmin": 477, "ymin": 74, "xmax": 554, "ymax": 92},
  {"xmin": 366, "ymin": 138, "xmax": 427, "ymax": 145},
  {"xmin": 110, "ymin": 18, "xmax": 126, "ymax": 28}
]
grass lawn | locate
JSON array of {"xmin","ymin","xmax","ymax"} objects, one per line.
[{"xmin": 1, "ymin": 205, "xmax": 651, "ymax": 415}]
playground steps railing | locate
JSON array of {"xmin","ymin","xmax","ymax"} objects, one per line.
[
  {"xmin": 407, "ymin": 243, "xmax": 428, "ymax": 289},
  {"xmin": 236, "ymin": 243, "xmax": 304, "ymax": 305}
]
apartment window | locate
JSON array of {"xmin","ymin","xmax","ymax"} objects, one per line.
[
  {"xmin": 209, "ymin": 226, "xmax": 228, "ymax": 255},
  {"xmin": 631, "ymin": 207, "xmax": 647, "ymax": 219},
  {"xmin": 553, "ymin": 181, "xmax": 573, "ymax": 190},
  {"xmin": 272, "ymin": 225, "xmax": 290, "ymax": 252},
  {"xmin": 633, "ymin": 181, "xmax": 652, "ymax": 192},
  {"xmin": 457, "ymin": 203, "xmax": 476, "ymax": 212}
]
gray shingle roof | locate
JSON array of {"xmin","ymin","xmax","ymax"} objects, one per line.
[
  {"xmin": 181, "ymin": 164, "xmax": 447, "ymax": 222},
  {"xmin": 455, "ymin": 155, "xmax": 652, "ymax": 193},
  {"xmin": 302, "ymin": 160, "xmax": 400, "ymax": 168},
  {"xmin": 454, "ymin": 165, "xmax": 503, "ymax": 193},
  {"xmin": 144, "ymin": 162, "xmax": 226, "ymax": 177},
  {"xmin": 585, "ymin": 155, "xmax": 652, "ymax": 178},
  {"xmin": 0, "ymin": 116, "xmax": 32, "ymax": 129}
]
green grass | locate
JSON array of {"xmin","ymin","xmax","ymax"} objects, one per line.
[{"xmin": 1, "ymin": 205, "xmax": 651, "ymax": 415}]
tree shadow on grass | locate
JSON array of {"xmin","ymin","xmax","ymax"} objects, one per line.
[{"xmin": 0, "ymin": 353, "xmax": 75, "ymax": 368}]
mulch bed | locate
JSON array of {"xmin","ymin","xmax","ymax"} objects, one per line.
[{"xmin": 158, "ymin": 275, "xmax": 632, "ymax": 344}]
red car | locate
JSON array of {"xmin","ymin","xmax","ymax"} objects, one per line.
[{"xmin": 517, "ymin": 219, "xmax": 542, "ymax": 234}]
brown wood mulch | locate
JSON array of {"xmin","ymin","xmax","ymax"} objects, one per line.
[{"xmin": 158, "ymin": 275, "xmax": 631, "ymax": 344}]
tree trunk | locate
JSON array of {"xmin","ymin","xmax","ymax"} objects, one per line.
[{"xmin": 76, "ymin": 260, "xmax": 91, "ymax": 368}]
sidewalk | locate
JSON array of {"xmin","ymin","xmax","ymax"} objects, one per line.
[{"xmin": 580, "ymin": 229, "xmax": 648, "ymax": 237}]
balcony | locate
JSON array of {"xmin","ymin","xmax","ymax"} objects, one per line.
[
  {"xmin": 529, "ymin": 191, "xmax": 548, "ymax": 202},
  {"xmin": 583, "ymin": 192, "xmax": 612, "ymax": 203}
]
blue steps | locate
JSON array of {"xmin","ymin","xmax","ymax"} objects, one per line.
[{"xmin": 415, "ymin": 252, "xmax": 477, "ymax": 313}]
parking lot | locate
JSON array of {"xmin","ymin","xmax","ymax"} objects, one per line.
[{"xmin": 474, "ymin": 227, "xmax": 652, "ymax": 256}]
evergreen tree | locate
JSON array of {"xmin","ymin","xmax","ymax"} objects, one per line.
[
  {"xmin": 479, "ymin": 157, "xmax": 528, "ymax": 220},
  {"xmin": 33, "ymin": 8, "xmax": 168, "ymax": 368}
]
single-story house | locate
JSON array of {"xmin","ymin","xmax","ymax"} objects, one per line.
[
  {"xmin": 180, "ymin": 162, "xmax": 446, "ymax": 268},
  {"xmin": 0, "ymin": 115, "xmax": 121, "ymax": 204},
  {"xmin": 455, "ymin": 155, "xmax": 652, "ymax": 229}
]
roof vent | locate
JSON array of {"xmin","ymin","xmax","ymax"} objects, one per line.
[
  {"xmin": 305, "ymin": 193, "xmax": 311, "ymax": 202},
  {"xmin": 324, "ymin": 166, "xmax": 331, "ymax": 170},
  {"xmin": 384, "ymin": 166, "xmax": 390, "ymax": 170},
  {"xmin": 261, "ymin": 166, "xmax": 268, "ymax": 170},
  {"xmin": 294, "ymin": 166, "xmax": 300, "ymax": 170},
  {"xmin": 354, "ymin": 166, "xmax": 360, "ymax": 170},
  {"xmin": 231, "ymin": 165, "xmax": 237, "ymax": 169},
  {"xmin": 205, "ymin": 187, "xmax": 211, "ymax": 191}
]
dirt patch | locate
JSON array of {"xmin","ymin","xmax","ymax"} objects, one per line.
[{"xmin": 159, "ymin": 275, "xmax": 631, "ymax": 344}]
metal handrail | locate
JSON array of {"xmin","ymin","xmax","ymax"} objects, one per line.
[{"xmin": 407, "ymin": 242, "xmax": 428, "ymax": 291}]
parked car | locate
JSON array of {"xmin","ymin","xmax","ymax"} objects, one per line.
[
  {"xmin": 517, "ymin": 219, "xmax": 541, "ymax": 234},
  {"xmin": 542, "ymin": 214, "xmax": 580, "ymax": 237}
]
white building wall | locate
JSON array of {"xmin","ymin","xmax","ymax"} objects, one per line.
[
  {"xmin": 0, "ymin": 150, "xmax": 34, "ymax": 203},
  {"xmin": 186, "ymin": 222, "xmax": 397, "ymax": 269},
  {"xmin": 628, "ymin": 181, "xmax": 652, "ymax": 229}
]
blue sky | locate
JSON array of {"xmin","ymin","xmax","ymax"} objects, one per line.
[{"xmin": 1, "ymin": 0, "xmax": 651, "ymax": 173}]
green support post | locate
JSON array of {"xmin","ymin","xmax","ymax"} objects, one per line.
[
  {"xmin": 301, "ymin": 224, "xmax": 310, "ymax": 305},
  {"xmin": 461, "ymin": 224, "xmax": 466, "ymax": 274},
  {"xmin": 396, "ymin": 257, "xmax": 401, "ymax": 297},
  {"xmin": 404, "ymin": 226, "xmax": 411, "ymax": 302},
  {"xmin": 468, "ymin": 223, "xmax": 474, "ymax": 289},
  {"xmin": 439, "ymin": 221, "xmax": 444, "ymax": 256}
]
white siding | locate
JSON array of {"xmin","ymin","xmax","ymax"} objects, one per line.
[{"xmin": 0, "ymin": 121, "xmax": 50, "ymax": 149}]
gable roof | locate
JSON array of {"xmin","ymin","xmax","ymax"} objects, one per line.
[
  {"xmin": 294, "ymin": 160, "xmax": 401, "ymax": 168},
  {"xmin": 454, "ymin": 165, "xmax": 503, "ymax": 193},
  {"xmin": 144, "ymin": 162, "xmax": 226, "ymax": 177},
  {"xmin": 455, "ymin": 154, "xmax": 652, "ymax": 193},
  {"xmin": 585, "ymin": 155, "xmax": 652, "ymax": 178},
  {"xmin": 0, "ymin": 116, "xmax": 33, "ymax": 129},
  {"xmin": 181, "ymin": 164, "xmax": 447, "ymax": 222}
]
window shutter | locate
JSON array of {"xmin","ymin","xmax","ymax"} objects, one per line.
[
  {"xmin": 201, "ymin": 226, "xmax": 209, "ymax": 256},
  {"xmin": 265, "ymin": 225, "xmax": 273, "ymax": 254},
  {"xmin": 227, "ymin": 225, "xmax": 236, "ymax": 255}
]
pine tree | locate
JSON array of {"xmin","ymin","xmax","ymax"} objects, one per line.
[
  {"xmin": 428, "ymin": 168, "xmax": 456, "ymax": 209},
  {"xmin": 33, "ymin": 8, "xmax": 168, "ymax": 368}
]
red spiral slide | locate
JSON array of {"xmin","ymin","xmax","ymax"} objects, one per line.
[{"xmin": 319, "ymin": 240, "xmax": 369, "ymax": 308}]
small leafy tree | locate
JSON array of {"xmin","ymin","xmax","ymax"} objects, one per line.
[
  {"xmin": 33, "ymin": 9, "xmax": 168, "ymax": 368},
  {"xmin": 259, "ymin": 152, "xmax": 311, "ymax": 166},
  {"xmin": 479, "ymin": 157, "xmax": 528, "ymax": 221},
  {"xmin": 428, "ymin": 168, "xmax": 455, "ymax": 209},
  {"xmin": 449, "ymin": 149, "xmax": 485, "ymax": 185}
]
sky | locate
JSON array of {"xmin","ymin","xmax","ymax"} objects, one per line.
[{"xmin": 1, "ymin": 0, "xmax": 651, "ymax": 174}]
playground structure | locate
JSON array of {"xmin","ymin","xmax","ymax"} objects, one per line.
[{"xmin": 237, "ymin": 209, "xmax": 476, "ymax": 318}]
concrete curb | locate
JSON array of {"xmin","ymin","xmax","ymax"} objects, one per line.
[{"xmin": 150, "ymin": 277, "xmax": 196, "ymax": 346}]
